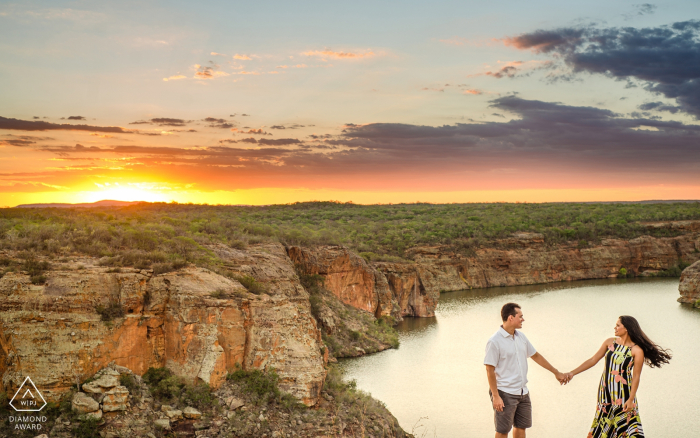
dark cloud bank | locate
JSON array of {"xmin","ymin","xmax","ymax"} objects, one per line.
[
  {"xmin": 505, "ymin": 20, "xmax": 700, "ymax": 118},
  {"xmin": 6, "ymin": 97, "xmax": 700, "ymax": 179}
]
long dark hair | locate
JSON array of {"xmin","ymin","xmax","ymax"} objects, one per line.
[{"xmin": 619, "ymin": 315, "xmax": 672, "ymax": 368}]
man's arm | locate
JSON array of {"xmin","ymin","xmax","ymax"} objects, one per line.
[
  {"xmin": 485, "ymin": 365, "xmax": 504, "ymax": 412},
  {"xmin": 530, "ymin": 352, "xmax": 567, "ymax": 384}
]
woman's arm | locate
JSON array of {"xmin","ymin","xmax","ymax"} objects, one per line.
[
  {"xmin": 623, "ymin": 346, "xmax": 645, "ymax": 412},
  {"xmin": 569, "ymin": 338, "xmax": 615, "ymax": 377}
]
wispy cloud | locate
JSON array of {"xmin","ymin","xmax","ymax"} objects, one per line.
[
  {"xmin": 233, "ymin": 54, "xmax": 252, "ymax": 60},
  {"xmin": 302, "ymin": 49, "xmax": 376, "ymax": 59},
  {"xmin": 163, "ymin": 75, "xmax": 187, "ymax": 82},
  {"xmin": 194, "ymin": 63, "xmax": 229, "ymax": 79}
]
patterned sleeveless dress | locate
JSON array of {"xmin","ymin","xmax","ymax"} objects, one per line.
[{"xmin": 588, "ymin": 342, "xmax": 644, "ymax": 438}]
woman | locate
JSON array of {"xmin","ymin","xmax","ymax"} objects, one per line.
[{"xmin": 566, "ymin": 316, "xmax": 672, "ymax": 438}]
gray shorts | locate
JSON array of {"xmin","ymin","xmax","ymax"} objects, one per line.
[{"xmin": 489, "ymin": 389, "xmax": 532, "ymax": 434}]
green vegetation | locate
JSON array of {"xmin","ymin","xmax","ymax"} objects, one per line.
[
  {"xmin": 142, "ymin": 367, "xmax": 218, "ymax": 410},
  {"xmin": 235, "ymin": 275, "xmax": 268, "ymax": 294},
  {"xmin": 95, "ymin": 301, "xmax": 125, "ymax": 321},
  {"xmin": 652, "ymin": 260, "xmax": 693, "ymax": 278},
  {"xmin": 1, "ymin": 202, "xmax": 698, "ymax": 265},
  {"xmin": 226, "ymin": 367, "xmax": 302, "ymax": 409}
]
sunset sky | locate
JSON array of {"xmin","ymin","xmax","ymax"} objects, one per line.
[{"xmin": 1, "ymin": 1, "xmax": 700, "ymax": 206}]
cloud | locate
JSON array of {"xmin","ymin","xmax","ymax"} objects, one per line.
[
  {"xmin": 227, "ymin": 137, "xmax": 301, "ymax": 145},
  {"xmin": 194, "ymin": 63, "xmax": 229, "ymax": 79},
  {"xmin": 504, "ymin": 21, "xmax": 700, "ymax": 117},
  {"xmin": 0, "ymin": 116, "xmax": 129, "ymax": 133},
  {"xmin": 258, "ymin": 138, "xmax": 301, "ymax": 146},
  {"xmin": 302, "ymin": 49, "xmax": 376, "ymax": 59},
  {"xmin": 463, "ymin": 89, "xmax": 483, "ymax": 95},
  {"xmin": 233, "ymin": 54, "xmax": 252, "ymax": 60},
  {"xmin": 638, "ymin": 101, "xmax": 681, "ymax": 114},
  {"xmin": 150, "ymin": 118, "xmax": 188, "ymax": 127},
  {"xmin": 624, "ymin": 3, "xmax": 657, "ymax": 20},
  {"xmin": 231, "ymin": 128, "xmax": 269, "ymax": 135},
  {"xmin": 204, "ymin": 117, "xmax": 235, "ymax": 129},
  {"xmin": 211, "ymin": 52, "xmax": 226, "ymax": 56},
  {"xmin": 67, "ymin": 116, "xmax": 86, "ymax": 121},
  {"xmin": 163, "ymin": 75, "xmax": 187, "ymax": 82}
]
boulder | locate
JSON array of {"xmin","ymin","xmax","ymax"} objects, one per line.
[
  {"xmin": 102, "ymin": 386, "xmax": 129, "ymax": 412},
  {"xmin": 225, "ymin": 396, "xmax": 244, "ymax": 410},
  {"xmin": 183, "ymin": 406, "xmax": 202, "ymax": 419},
  {"xmin": 154, "ymin": 419, "xmax": 171, "ymax": 430},
  {"xmin": 165, "ymin": 409, "xmax": 183, "ymax": 421},
  {"xmin": 82, "ymin": 375, "xmax": 119, "ymax": 394},
  {"xmin": 85, "ymin": 409, "xmax": 103, "ymax": 420},
  {"xmin": 71, "ymin": 392, "xmax": 100, "ymax": 414}
]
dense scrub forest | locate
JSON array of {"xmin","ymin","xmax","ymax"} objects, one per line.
[{"xmin": 1, "ymin": 201, "xmax": 699, "ymax": 270}]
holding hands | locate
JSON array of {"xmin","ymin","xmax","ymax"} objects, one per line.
[{"xmin": 555, "ymin": 371, "xmax": 574, "ymax": 385}]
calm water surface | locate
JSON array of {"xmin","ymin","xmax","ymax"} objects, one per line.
[{"xmin": 340, "ymin": 278, "xmax": 699, "ymax": 437}]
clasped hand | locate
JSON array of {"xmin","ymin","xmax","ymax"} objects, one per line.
[{"xmin": 555, "ymin": 372, "xmax": 573, "ymax": 385}]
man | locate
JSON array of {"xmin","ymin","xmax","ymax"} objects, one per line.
[{"xmin": 484, "ymin": 302, "xmax": 567, "ymax": 438}]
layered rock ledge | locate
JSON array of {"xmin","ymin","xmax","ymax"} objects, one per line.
[{"xmin": 679, "ymin": 260, "xmax": 700, "ymax": 306}]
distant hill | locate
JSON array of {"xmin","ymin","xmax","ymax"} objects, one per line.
[{"xmin": 15, "ymin": 200, "xmax": 145, "ymax": 209}]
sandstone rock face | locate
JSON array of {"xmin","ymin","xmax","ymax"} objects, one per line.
[
  {"xmin": 679, "ymin": 261, "xmax": 700, "ymax": 305},
  {"xmin": 287, "ymin": 246, "xmax": 395, "ymax": 317},
  {"xmin": 0, "ymin": 244, "xmax": 326, "ymax": 407}
]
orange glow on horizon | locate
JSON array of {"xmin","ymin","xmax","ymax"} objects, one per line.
[{"xmin": 2, "ymin": 185, "xmax": 699, "ymax": 208}]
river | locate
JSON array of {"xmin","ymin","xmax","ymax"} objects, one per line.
[{"xmin": 340, "ymin": 278, "xmax": 699, "ymax": 437}]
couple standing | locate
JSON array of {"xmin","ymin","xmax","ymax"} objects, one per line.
[{"xmin": 484, "ymin": 303, "xmax": 672, "ymax": 438}]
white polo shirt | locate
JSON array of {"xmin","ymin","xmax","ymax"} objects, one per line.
[{"xmin": 484, "ymin": 326, "xmax": 537, "ymax": 396}]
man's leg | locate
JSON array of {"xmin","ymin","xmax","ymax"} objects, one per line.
[
  {"xmin": 491, "ymin": 390, "xmax": 517, "ymax": 438},
  {"xmin": 512, "ymin": 392, "xmax": 532, "ymax": 438}
]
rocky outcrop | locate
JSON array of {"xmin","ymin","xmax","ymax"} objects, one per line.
[
  {"xmin": 288, "ymin": 246, "xmax": 397, "ymax": 318},
  {"xmin": 678, "ymin": 261, "xmax": 700, "ymax": 306},
  {"xmin": 0, "ymin": 243, "xmax": 325, "ymax": 406},
  {"xmin": 289, "ymin": 232, "xmax": 700, "ymax": 319}
]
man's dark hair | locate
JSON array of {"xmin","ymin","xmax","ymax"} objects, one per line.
[{"xmin": 501, "ymin": 303, "xmax": 521, "ymax": 322}]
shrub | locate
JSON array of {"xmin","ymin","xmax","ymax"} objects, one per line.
[
  {"xmin": 119, "ymin": 374, "xmax": 138, "ymax": 393},
  {"xmin": 618, "ymin": 268, "xmax": 627, "ymax": 278},
  {"xmin": 229, "ymin": 240, "xmax": 247, "ymax": 250},
  {"xmin": 210, "ymin": 289, "xmax": 228, "ymax": 299},
  {"xmin": 142, "ymin": 367, "xmax": 216, "ymax": 409},
  {"xmin": 30, "ymin": 274, "xmax": 47, "ymax": 285},
  {"xmin": 96, "ymin": 301, "xmax": 125, "ymax": 321},
  {"xmin": 226, "ymin": 367, "xmax": 301, "ymax": 408},
  {"xmin": 235, "ymin": 275, "xmax": 267, "ymax": 295}
]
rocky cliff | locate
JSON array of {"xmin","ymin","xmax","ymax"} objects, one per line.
[
  {"xmin": 0, "ymin": 243, "xmax": 325, "ymax": 406},
  {"xmin": 289, "ymin": 231, "xmax": 700, "ymax": 319},
  {"xmin": 678, "ymin": 260, "xmax": 700, "ymax": 306}
]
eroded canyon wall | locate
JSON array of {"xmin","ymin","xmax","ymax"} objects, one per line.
[
  {"xmin": 0, "ymin": 243, "xmax": 325, "ymax": 406},
  {"xmin": 288, "ymin": 229, "xmax": 700, "ymax": 319}
]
